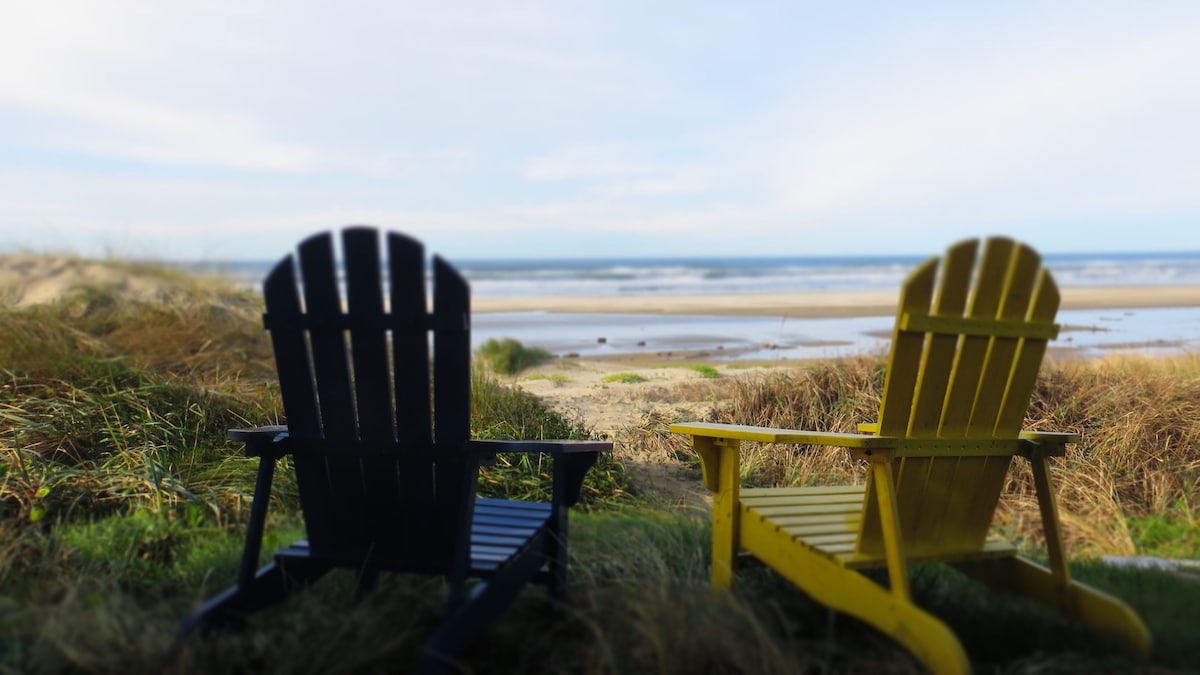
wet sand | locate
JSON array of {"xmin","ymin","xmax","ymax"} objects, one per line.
[{"xmin": 473, "ymin": 285, "xmax": 1200, "ymax": 318}]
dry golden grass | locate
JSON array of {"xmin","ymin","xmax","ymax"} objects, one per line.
[{"xmin": 626, "ymin": 353, "xmax": 1200, "ymax": 557}]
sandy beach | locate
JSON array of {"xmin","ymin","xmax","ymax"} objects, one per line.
[{"xmin": 6, "ymin": 252, "xmax": 1199, "ymax": 316}]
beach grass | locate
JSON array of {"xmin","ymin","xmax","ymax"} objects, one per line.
[
  {"xmin": 602, "ymin": 372, "xmax": 649, "ymax": 384},
  {"xmin": 1, "ymin": 259, "xmax": 1199, "ymax": 673},
  {"xmin": 687, "ymin": 364, "xmax": 721, "ymax": 379},
  {"xmin": 478, "ymin": 336, "xmax": 555, "ymax": 375}
]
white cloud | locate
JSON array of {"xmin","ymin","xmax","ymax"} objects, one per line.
[
  {"xmin": 760, "ymin": 12, "xmax": 1200, "ymax": 230},
  {"xmin": 1, "ymin": 2, "xmax": 1199, "ymax": 258},
  {"xmin": 0, "ymin": 3, "xmax": 323, "ymax": 172}
]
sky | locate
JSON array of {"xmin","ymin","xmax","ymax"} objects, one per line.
[{"xmin": 1, "ymin": 1, "xmax": 1199, "ymax": 261}]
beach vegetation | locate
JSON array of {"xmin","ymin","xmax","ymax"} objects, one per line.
[
  {"xmin": 687, "ymin": 364, "xmax": 721, "ymax": 379},
  {"xmin": 602, "ymin": 372, "xmax": 648, "ymax": 384},
  {"xmin": 521, "ymin": 372, "xmax": 570, "ymax": 386},
  {"xmin": 477, "ymin": 337, "xmax": 554, "ymax": 375},
  {"xmin": 1, "ymin": 259, "xmax": 1199, "ymax": 672}
]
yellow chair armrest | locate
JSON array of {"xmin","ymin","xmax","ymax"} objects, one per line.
[
  {"xmin": 669, "ymin": 421, "xmax": 896, "ymax": 449},
  {"xmin": 670, "ymin": 422, "xmax": 895, "ymax": 493},
  {"xmin": 1018, "ymin": 431, "xmax": 1077, "ymax": 457}
]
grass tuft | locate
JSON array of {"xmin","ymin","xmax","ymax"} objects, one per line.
[
  {"xmin": 478, "ymin": 337, "xmax": 554, "ymax": 375},
  {"xmin": 602, "ymin": 372, "xmax": 648, "ymax": 384}
]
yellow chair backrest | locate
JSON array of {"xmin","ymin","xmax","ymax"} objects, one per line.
[{"xmin": 857, "ymin": 237, "xmax": 1060, "ymax": 559}]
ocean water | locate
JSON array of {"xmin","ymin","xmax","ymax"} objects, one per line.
[
  {"xmin": 456, "ymin": 252, "xmax": 1200, "ymax": 297},
  {"xmin": 197, "ymin": 251, "xmax": 1200, "ymax": 359},
  {"xmin": 207, "ymin": 251, "xmax": 1200, "ymax": 297}
]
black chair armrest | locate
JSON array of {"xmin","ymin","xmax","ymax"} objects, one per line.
[
  {"xmin": 466, "ymin": 439, "xmax": 610, "ymax": 508},
  {"xmin": 228, "ymin": 425, "xmax": 291, "ymax": 458}
]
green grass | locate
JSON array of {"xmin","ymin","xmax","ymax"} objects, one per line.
[
  {"xmin": 522, "ymin": 372, "xmax": 570, "ymax": 386},
  {"xmin": 602, "ymin": 372, "xmax": 648, "ymax": 384},
  {"xmin": 1126, "ymin": 506, "xmax": 1200, "ymax": 560},
  {"xmin": 1, "ymin": 258, "xmax": 1198, "ymax": 673},
  {"xmin": 687, "ymin": 364, "xmax": 721, "ymax": 379},
  {"xmin": 478, "ymin": 337, "xmax": 554, "ymax": 375}
]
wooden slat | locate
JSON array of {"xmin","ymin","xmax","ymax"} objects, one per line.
[
  {"xmin": 433, "ymin": 255, "xmax": 470, "ymax": 445},
  {"xmin": 799, "ymin": 532, "xmax": 859, "ymax": 547},
  {"xmin": 907, "ymin": 239, "xmax": 976, "ymax": 437},
  {"xmin": 384, "ymin": 232, "xmax": 440, "ymax": 563},
  {"xmin": 960, "ymin": 456, "xmax": 1012, "ymax": 547},
  {"xmin": 263, "ymin": 255, "xmax": 338, "ymax": 546},
  {"xmin": 957, "ymin": 250, "xmax": 1050, "ymax": 539},
  {"xmin": 298, "ymin": 232, "xmax": 358, "ymax": 440},
  {"xmin": 387, "ymin": 232, "xmax": 432, "ymax": 443},
  {"xmin": 343, "ymin": 228, "xmax": 394, "ymax": 439},
  {"xmin": 969, "ymin": 243, "xmax": 1039, "ymax": 433},
  {"xmin": 470, "ymin": 533, "xmax": 528, "ymax": 550},
  {"xmin": 472, "ymin": 544, "xmax": 525, "ymax": 558},
  {"xmin": 471, "ymin": 514, "xmax": 550, "ymax": 528},
  {"xmin": 997, "ymin": 270, "xmax": 1061, "ymax": 432},
  {"xmin": 954, "ymin": 242, "xmax": 1039, "ymax": 544},
  {"xmin": 299, "ymin": 233, "xmax": 370, "ymax": 552},
  {"xmin": 886, "ymin": 241, "xmax": 976, "ymax": 554},
  {"xmin": 768, "ymin": 513, "xmax": 862, "ymax": 528},
  {"xmin": 877, "ymin": 257, "xmax": 938, "ymax": 435},
  {"xmin": 746, "ymin": 503, "xmax": 863, "ymax": 518},
  {"xmin": 263, "ymin": 259, "xmax": 319, "ymax": 436},
  {"xmin": 864, "ymin": 247, "xmax": 953, "ymax": 552},
  {"xmin": 472, "ymin": 524, "xmax": 538, "ymax": 538},
  {"xmin": 475, "ymin": 498, "xmax": 553, "ymax": 513},
  {"xmin": 470, "ymin": 516, "xmax": 550, "ymax": 531},
  {"xmin": 742, "ymin": 485, "xmax": 865, "ymax": 498},
  {"xmin": 431, "ymin": 255, "xmax": 475, "ymax": 584},
  {"xmin": 471, "ymin": 534, "xmax": 531, "ymax": 547},
  {"xmin": 782, "ymin": 522, "xmax": 859, "ymax": 538},
  {"xmin": 898, "ymin": 453, "xmax": 946, "ymax": 546},
  {"xmin": 912, "ymin": 241, "xmax": 991, "ymax": 551},
  {"xmin": 815, "ymin": 541, "xmax": 857, "ymax": 555},
  {"xmin": 741, "ymin": 492, "xmax": 864, "ymax": 508},
  {"xmin": 860, "ymin": 255, "xmax": 938, "ymax": 553},
  {"xmin": 341, "ymin": 228, "xmax": 412, "ymax": 560},
  {"xmin": 942, "ymin": 237, "xmax": 1012, "ymax": 436}
]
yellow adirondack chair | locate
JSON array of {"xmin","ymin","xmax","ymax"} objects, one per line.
[{"xmin": 670, "ymin": 237, "xmax": 1150, "ymax": 675}]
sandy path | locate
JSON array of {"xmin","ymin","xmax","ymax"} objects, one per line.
[{"xmin": 514, "ymin": 356, "xmax": 750, "ymax": 510}]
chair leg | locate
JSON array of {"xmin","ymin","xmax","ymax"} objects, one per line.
[
  {"xmin": 179, "ymin": 563, "xmax": 288, "ymax": 637},
  {"xmin": 784, "ymin": 561, "xmax": 966, "ymax": 675},
  {"xmin": 419, "ymin": 543, "xmax": 548, "ymax": 675},
  {"xmin": 953, "ymin": 556, "xmax": 1151, "ymax": 657},
  {"xmin": 741, "ymin": 518, "xmax": 970, "ymax": 675},
  {"xmin": 697, "ymin": 437, "xmax": 740, "ymax": 588},
  {"xmin": 178, "ymin": 555, "xmax": 333, "ymax": 639}
]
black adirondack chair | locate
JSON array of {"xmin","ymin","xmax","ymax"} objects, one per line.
[{"xmin": 179, "ymin": 226, "xmax": 609, "ymax": 672}]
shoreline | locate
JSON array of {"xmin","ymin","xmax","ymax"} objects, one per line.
[{"xmin": 472, "ymin": 285, "xmax": 1200, "ymax": 318}]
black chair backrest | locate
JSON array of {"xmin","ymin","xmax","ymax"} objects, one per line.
[{"xmin": 262, "ymin": 227, "xmax": 474, "ymax": 570}]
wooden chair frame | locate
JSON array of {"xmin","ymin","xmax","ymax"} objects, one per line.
[
  {"xmin": 671, "ymin": 237, "xmax": 1150, "ymax": 675},
  {"xmin": 179, "ymin": 227, "xmax": 609, "ymax": 673}
]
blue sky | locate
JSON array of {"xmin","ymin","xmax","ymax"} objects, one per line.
[{"xmin": 2, "ymin": 1, "xmax": 1198, "ymax": 261}]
